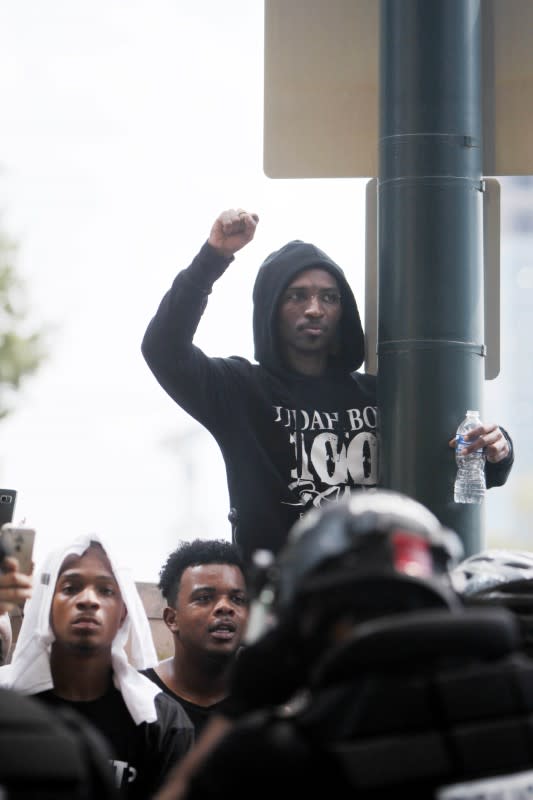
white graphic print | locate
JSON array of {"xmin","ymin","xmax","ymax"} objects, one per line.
[
  {"xmin": 111, "ymin": 760, "xmax": 137, "ymax": 788},
  {"xmin": 274, "ymin": 404, "xmax": 378, "ymax": 511}
]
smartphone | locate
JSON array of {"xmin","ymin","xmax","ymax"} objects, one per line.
[
  {"xmin": 0, "ymin": 525, "xmax": 35, "ymax": 575},
  {"xmin": 0, "ymin": 490, "xmax": 17, "ymax": 529}
]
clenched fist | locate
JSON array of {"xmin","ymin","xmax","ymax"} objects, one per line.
[{"xmin": 208, "ymin": 208, "xmax": 259, "ymax": 258}]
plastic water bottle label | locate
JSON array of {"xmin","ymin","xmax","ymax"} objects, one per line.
[{"xmin": 456, "ymin": 434, "xmax": 483, "ymax": 454}]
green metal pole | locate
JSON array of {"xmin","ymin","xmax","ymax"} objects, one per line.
[{"xmin": 378, "ymin": 0, "xmax": 485, "ymax": 555}]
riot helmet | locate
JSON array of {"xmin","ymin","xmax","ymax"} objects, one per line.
[
  {"xmin": 452, "ymin": 549, "xmax": 533, "ymax": 654},
  {"xmin": 246, "ymin": 490, "xmax": 464, "ymax": 650}
]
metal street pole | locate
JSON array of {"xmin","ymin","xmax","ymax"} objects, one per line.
[{"xmin": 378, "ymin": 0, "xmax": 484, "ymax": 554}]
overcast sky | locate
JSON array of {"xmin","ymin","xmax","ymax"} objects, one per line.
[{"xmin": 0, "ymin": 1, "xmax": 368, "ymax": 580}]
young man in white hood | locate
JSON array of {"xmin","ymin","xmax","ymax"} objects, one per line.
[{"xmin": 0, "ymin": 533, "xmax": 195, "ymax": 799}]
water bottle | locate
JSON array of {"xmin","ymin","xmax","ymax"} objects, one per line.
[{"xmin": 454, "ymin": 410, "xmax": 486, "ymax": 504}]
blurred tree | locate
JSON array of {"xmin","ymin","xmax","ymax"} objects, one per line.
[{"xmin": 0, "ymin": 228, "xmax": 47, "ymax": 420}]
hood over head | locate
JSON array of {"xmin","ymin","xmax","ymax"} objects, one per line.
[{"xmin": 252, "ymin": 240, "xmax": 365, "ymax": 374}]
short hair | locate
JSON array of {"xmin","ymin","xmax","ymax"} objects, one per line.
[{"xmin": 158, "ymin": 539, "xmax": 245, "ymax": 606}]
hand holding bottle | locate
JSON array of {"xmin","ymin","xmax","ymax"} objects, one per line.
[{"xmin": 448, "ymin": 420, "xmax": 511, "ymax": 463}]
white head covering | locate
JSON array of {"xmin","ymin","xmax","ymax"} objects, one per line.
[{"xmin": 0, "ymin": 532, "xmax": 161, "ymax": 724}]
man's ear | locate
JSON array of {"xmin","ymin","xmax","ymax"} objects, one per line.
[
  {"xmin": 163, "ymin": 605, "xmax": 179, "ymax": 633},
  {"xmin": 119, "ymin": 603, "xmax": 128, "ymax": 627}
]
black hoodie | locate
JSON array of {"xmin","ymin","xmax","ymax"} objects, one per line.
[{"xmin": 142, "ymin": 241, "xmax": 512, "ymax": 567}]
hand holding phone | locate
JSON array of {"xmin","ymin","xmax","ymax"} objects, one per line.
[
  {"xmin": 0, "ymin": 525, "xmax": 35, "ymax": 576},
  {"xmin": 0, "ymin": 532, "xmax": 33, "ymax": 613}
]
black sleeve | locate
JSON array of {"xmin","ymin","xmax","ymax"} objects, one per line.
[
  {"xmin": 142, "ymin": 241, "xmax": 232, "ymax": 366},
  {"xmin": 141, "ymin": 242, "xmax": 236, "ymax": 428},
  {"xmin": 144, "ymin": 693, "xmax": 195, "ymax": 795},
  {"xmin": 485, "ymin": 426, "xmax": 514, "ymax": 489}
]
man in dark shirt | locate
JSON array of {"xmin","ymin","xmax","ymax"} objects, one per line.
[
  {"xmin": 142, "ymin": 208, "xmax": 514, "ymax": 568},
  {"xmin": 144, "ymin": 539, "xmax": 249, "ymax": 737},
  {"xmin": 0, "ymin": 534, "xmax": 194, "ymax": 798}
]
